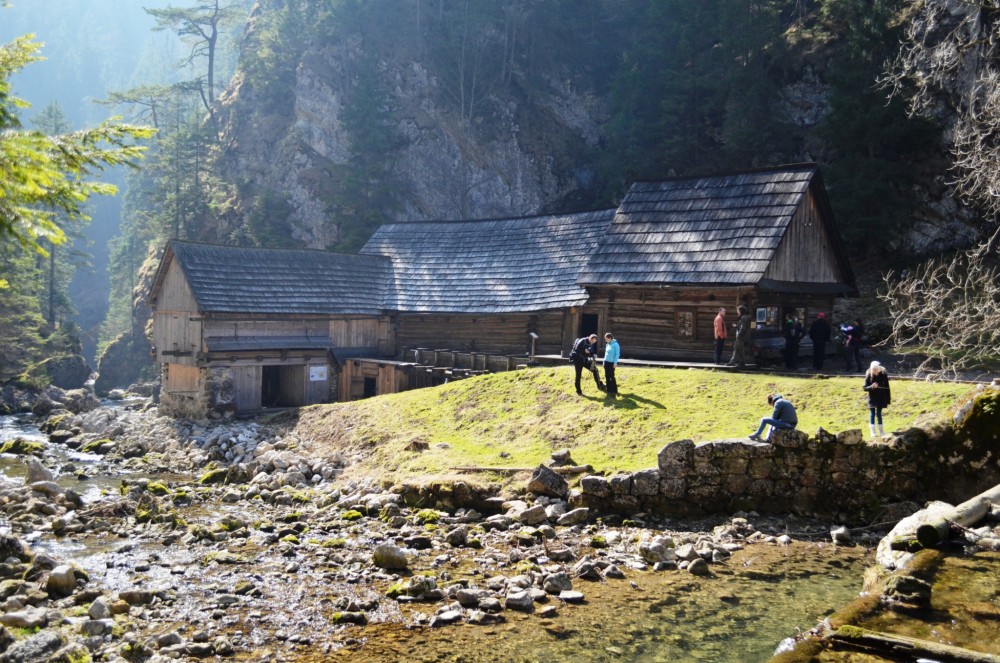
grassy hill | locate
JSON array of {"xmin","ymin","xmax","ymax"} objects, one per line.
[{"xmin": 290, "ymin": 366, "xmax": 973, "ymax": 487}]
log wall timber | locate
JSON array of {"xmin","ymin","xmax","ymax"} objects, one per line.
[
  {"xmin": 394, "ymin": 312, "xmax": 565, "ymax": 358},
  {"xmin": 765, "ymin": 190, "xmax": 842, "ymax": 283},
  {"xmin": 587, "ymin": 286, "xmax": 753, "ymax": 360}
]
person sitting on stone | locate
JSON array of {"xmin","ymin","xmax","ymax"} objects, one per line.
[{"xmin": 748, "ymin": 393, "xmax": 798, "ymax": 442}]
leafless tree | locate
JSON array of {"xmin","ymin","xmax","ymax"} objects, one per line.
[{"xmin": 880, "ymin": 0, "xmax": 1000, "ymax": 378}]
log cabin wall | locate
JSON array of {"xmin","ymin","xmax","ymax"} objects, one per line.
[
  {"xmin": 393, "ymin": 311, "xmax": 566, "ymax": 357},
  {"xmin": 588, "ymin": 286, "xmax": 755, "ymax": 360}
]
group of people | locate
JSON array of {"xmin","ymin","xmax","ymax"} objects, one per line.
[
  {"xmin": 749, "ymin": 360, "xmax": 891, "ymax": 442},
  {"xmin": 713, "ymin": 307, "xmax": 869, "ymax": 373},
  {"xmin": 570, "ymin": 332, "xmax": 620, "ymax": 397}
]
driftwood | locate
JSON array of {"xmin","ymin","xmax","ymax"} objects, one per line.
[
  {"xmin": 828, "ymin": 625, "xmax": 1000, "ymax": 662},
  {"xmin": 450, "ymin": 464, "xmax": 593, "ymax": 476},
  {"xmin": 916, "ymin": 483, "xmax": 1000, "ymax": 548}
]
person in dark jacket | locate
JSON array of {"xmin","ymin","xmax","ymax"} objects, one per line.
[
  {"xmin": 748, "ymin": 394, "xmax": 798, "ymax": 441},
  {"xmin": 844, "ymin": 318, "xmax": 865, "ymax": 372},
  {"xmin": 728, "ymin": 305, "xmax": 753, "ymax": 367},
  {"xmin": 808, "ymin": 312, "xmax": 832, "ymax": 370},
  {"xmin": 570, "ymin": 334, "xmax": 604, "ymax": 395},
  {"xmin": 783, "ymin": 313, "xmax": 805, "ymax": 370},
  {"xmin": 863, "ymin": 360, "xmax": 891, "ymax": 438}
]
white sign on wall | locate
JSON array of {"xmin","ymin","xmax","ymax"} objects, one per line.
[{"xmin": 309, "ymin": 365, "xmax": 328, "ymax": 382}]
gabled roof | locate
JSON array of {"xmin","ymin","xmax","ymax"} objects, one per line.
[
  {"xmin": 150, "ymin": 240, "xmax": 391, "ymax": 315},
  {"xmin": 361, "ymin": 209, "xmax": 614, "ymax": 313},
  {"xmin": 579, "ymin": 164, "xmax": 843, "ymax": 287}
]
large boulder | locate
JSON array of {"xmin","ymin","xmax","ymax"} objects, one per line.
[
  {"xmin": 36, "ymin": 355, "xmax": 91, "ymax": 390},
  {"xmin": 95, "ymin": 333, "xmax": 153, "ymax": 395},
  {"xmin": 527, "ymin": 464, "xmax": 568, "ymax": 498}
]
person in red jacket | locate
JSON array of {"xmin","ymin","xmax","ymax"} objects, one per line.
[{"xmin": 713, "ymin": 307, "xmax": 727, "ymax": 365}]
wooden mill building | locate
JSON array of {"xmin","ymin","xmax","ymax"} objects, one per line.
[
  {"xmin": 579, "ymin": 164, "xmax": 856, "ymax": 360},
  {"xmin": 149, "ymin": 163, "xmax": 855, "ymax": 416}
]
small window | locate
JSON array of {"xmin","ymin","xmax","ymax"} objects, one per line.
[
  {"xmin": 759, "ymin": 306, "xmax": 780, "ymax": 328},
  {"xmin": 677, "ymin": 310, "xmax": 694, "ymax": 337}
]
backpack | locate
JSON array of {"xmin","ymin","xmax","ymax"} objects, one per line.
[{"xmin": 568, "ymin": 337, "xmax": 585, "ymax": 362}]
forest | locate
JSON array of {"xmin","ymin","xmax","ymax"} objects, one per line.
[{"xmin": 2, "ymin": 0, "xmax": 998, "ymax": 390}]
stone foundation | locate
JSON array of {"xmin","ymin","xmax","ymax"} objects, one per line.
[{"xmin": 575, "ymin": 423, "xmax": 1000, "ymax": 523}]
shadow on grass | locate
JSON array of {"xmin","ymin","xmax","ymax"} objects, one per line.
[{"xmin": 603, "ymin": 392, "xmax": 665, "ymax": 409}]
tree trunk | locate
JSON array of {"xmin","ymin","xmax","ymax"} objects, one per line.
[
  {"xmin": 916, "ymin": 483, "xmax": 1000, "ymax": 547},
  {"xmin": 829, "ymin": 625, "xmax": 1000, "ymax": 662}
]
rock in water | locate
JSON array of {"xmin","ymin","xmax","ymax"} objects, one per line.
[{"xmin": 372, "ymin": 544, "xmax": 408, "ymax": 570}]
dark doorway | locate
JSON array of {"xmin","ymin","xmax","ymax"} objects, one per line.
[
  {"xmin": 579, "ymin": 313, "xmax": 599, "ymax": 338},
  {"xmin": 363, "ymin": 376, "xmax": 377, "ymax": 399},
  {"xmin": 262, "ymin": 366, "xmax": 280, "ymax": 407}
]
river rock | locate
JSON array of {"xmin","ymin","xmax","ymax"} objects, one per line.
[
  {"xmin": 543, "ymin": 572, "xmax": 572, "ymax": 594},
  {"xmin": 0, "ymin": 630, "xmax": 63, "ymax": 663},
  {"xmin": 640, "ymin": 536, "xmax": 676, "ymax": 564},
  {"xmin": 80, "ymin": 618, "xmax": 114, "ymax": 636},
  {"xmin": 556, "ymin": 507, "xmax": 590, "ymax": 526},
  {"xmin": 430, "ymin": 609, "xmax": 463, "ymax": 627},
  {"xmin": 0, "ymin": 535, "xmax": 31, "ymax": 562},
  {"xmin": 0, "ymin": 606, "xmax": 48, "ymax": 629},
  {"xmin": 559, "ymin": 590, "xmax": 585, "ymax": 604},
  {"xmin": 504, "ymin": 590, "xmax": 534, "ymax": 612},
  {"xmin": 373, "ymin": 544, "xmax": 408, "ymax": 570},
  {"xmin": 25, "ymin": 458, "xmax": 54, "ymax": 483},
  {"xmin": 445, "ymin": 526, "xmax": 469, "ymax": 547},
  {"xmin": 45, "ymin": 564, "xmax": 77, "ymax": 597},
  {"xmin": 88, "ymin": 597, "xmax": 111, "ymax": 620},
  {"xmin": 687, "ymin": 558, "xmax": 711, "ymax": 576},
  {"xmin": 831, "ymin": 525, "xmax": 852, "ymax": 545},
  {"xmin": 517, "ymin": 504, "xmax": 548, "ymax": 525},
  {"xmin": 527, "ymin": 465, "xmax": 568, "ymax": 498}
]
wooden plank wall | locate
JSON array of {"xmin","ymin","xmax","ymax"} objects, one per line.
[
  {"xmin": 153, "ymin": 260, "xmax": 202, "ymax": 366},
  {"xmin": 765, "ymin": 191, "xmax": 842, "ymax": 283},
  {"xmin": 394, "ymin": 311, "xmax": 566, "ymax": 357},
  {"xmin": 330, "ymin": 317, "xmax": 391, "ymax": 350},
  {"xmin": 203, "ymin": 316, "xmax": 328, "ymax": 339},
  {"xmin": 233, "ymin": 366, "xmax": 261, "ymax": 411},
  {"xmin": 164, "ymin": 363, "xmax": 200, "ymax": 395}
]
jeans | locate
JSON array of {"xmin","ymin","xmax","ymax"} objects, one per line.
[
  {"xmin": 714, "ymin": 338, "xmax": 725, "ymax": 364},
  {"xmin": 753, "ymin": 418, "xmax": 795, "ymax": 438},
  {"xmin": 574, "ymin": 362, "xmax": 603, "ymax": 392},
  {"xmin": 869, "ymin": 407, "xmax": 883, "ymax": 425}
]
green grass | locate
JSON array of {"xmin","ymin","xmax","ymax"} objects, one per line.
[{"xmin": 296, "ymin": 366, "xmax": 973, "ymax": 484}]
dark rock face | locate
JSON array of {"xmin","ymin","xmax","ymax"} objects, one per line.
[
  {"xmin": 37, "ymin": 354, "xmax": 92, "ymax": 390},
  {"xmin": 95, "ymin": 334, "xmax": 153, "ymax": 395}
]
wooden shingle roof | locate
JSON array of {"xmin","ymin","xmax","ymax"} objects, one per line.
[
  {"xmin": 579, "ymin": 164, "xmax": 823, "ymax": 286},
  {"xmin": 154, "ymin": 241, "xmax": 390, "ymax": 314},
  {"xmin": 361, "ymin": 209, "xmax": 614, "ymax": 313}
]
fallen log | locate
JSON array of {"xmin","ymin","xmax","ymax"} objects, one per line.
[
  {"xmin": 916, "ymin": 482, "xmax": 1000, "ymax": 548},
  {"xmin": 828, "ymin": 625, "xmax": 1000, "ymax": 662}
]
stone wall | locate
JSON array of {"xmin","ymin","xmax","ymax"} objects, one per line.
[{"xmin": 574, "ymin": 421, "xmax": 1000, "ymax": 523}]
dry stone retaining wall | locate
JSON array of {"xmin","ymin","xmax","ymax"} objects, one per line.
[{"xmin": 574, "ymin": 425, "xmax": 999, "ymax": 523}]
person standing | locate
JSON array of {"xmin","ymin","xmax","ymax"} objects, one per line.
[
  {"xmin": 729, "ymin": 305, "xmax": 752, "ymax": 367},
  {"xmin": 783, "ymin": 313, "xmax": 805, "ymax": 370},
  {"xmin": 863, "ymin": 360, "xmax": 891, "ymax": 438},
  {"xmin": 748, "ymin": 394, "xmax": 798, "ymax": 441},
  {"xmin": 570, "ymin": 334, "xmax": 604, "ymax": 395},
  {"xmin": 713, "ymin": 307, "xmax": 727, "ymax": 364},
  {"xmin": 602, "ymin": 332, "xmax": 620, "ymax": 396},
  {"xmin": 845, "ymin": 318, "xmax": 866, "ymax": 372},
  {"xmin": 808, "ymin": 312, "xmax": 832, "ymax": 370}
]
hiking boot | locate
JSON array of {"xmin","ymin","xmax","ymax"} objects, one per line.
[{"xmin": 748, "ymin": 433, "xmax": 762, "ymax": 441}]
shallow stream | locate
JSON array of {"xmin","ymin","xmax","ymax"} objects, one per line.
[{"xmin": 2, "ymin": 413, "xmax": 873, "ymax": 662}]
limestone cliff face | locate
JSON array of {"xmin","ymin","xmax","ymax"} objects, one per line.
[{"xmin": 215, "ymin": 31, "xmax": 606, "ymax": 249}]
